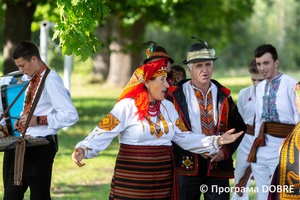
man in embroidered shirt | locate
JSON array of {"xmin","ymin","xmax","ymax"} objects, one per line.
[
  {"xmin": 166, "ymin": 39, "xmax": 246, "ymax": 200},
  {"xmin": 3, "ymin": 41, "xmax": 79, "ymax": 200},
  {"xmin": 231, "ymin": 58, "xmax": 264, "ymax": 200},
  {"xmin": 248, "ymin": 44, "xmax": 300, "ymax": 200}
]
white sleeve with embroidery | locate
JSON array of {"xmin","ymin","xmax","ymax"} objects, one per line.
[
  {"xmin": 75, "ymin": 99, "xmax": 129, "ymax": 159},
  {"xmin": 172, "ymin": 117, "xmax": 220, "ymax": 155}
]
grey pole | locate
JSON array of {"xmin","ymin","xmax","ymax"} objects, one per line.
[
  {"xmin": 40, "ymin": 21, "xmax": 50, "ymax": 65},
  {"xmin": 64, "ymin": 55, "xmax": 73, "ymax": 91},
  {"xmin": 39, "ymin": 20, "xmax": 73, "ymax": 91}
]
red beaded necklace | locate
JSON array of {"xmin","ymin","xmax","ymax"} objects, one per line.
[{"xmin": 148, "ymin": 100, "xmax": 160, "ymax": 117}]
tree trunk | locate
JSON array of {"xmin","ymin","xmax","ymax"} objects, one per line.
[
  {"xmin": 105, "ymin": 16, "xmax": 146, "ymax": 87},
  {"xmin": 105, "ymin": 15, "xmax": 131, "ymax": 87},
  {"xmin": 3, "ymin": 1, "xmax": 37, "ymax": 74},
  {"xmin": 91, "ymin": 23, "xmax": 112, "ymax": 82},
  {"xmin": 129, "ymin": 16, "xmax": 146, "ymax": 74}
]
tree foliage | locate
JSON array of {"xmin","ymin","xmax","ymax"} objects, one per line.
[
  {"xmin": 53, "ymin": 0, "xmax": 110, "ymax": 61},
  {"xmin": 171, "ymin": 0, "xmax": 255, "ymax": 49},
  {"xmin": 216, "ymin": 0, "xmax": 300, "ymax": 71}
]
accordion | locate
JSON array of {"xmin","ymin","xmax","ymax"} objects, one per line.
[
  {"xmin": 1, "ymin": 81, "xmax": 28, "ymax": 136},
  {"xmin": 0, "ymin": 136, "xmax": 49, "ymax": 151}
]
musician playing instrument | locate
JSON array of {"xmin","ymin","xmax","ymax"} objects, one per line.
[{"xmin": 3, "ymin": 41, "xmax": 78, "ymax": 200}]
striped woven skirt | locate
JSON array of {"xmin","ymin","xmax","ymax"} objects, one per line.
[{"xmin": 109, "ymin": 144, "xmax": 178, "ymax": 200}]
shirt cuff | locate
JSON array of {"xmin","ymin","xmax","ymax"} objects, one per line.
[
  {"xmin": 38, "ymin": 115, "xmax": 48, "ymax": 125},
  {"xmin": 212, "ymin": 136, "xmax": 221, "ymax": 150},
  {"xmin": 76, "ymin": 145, "xmax": 93, "ymax": 159}
]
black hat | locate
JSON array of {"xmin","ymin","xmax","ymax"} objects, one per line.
[
  {"xmin": 182, "ymin": 37, "xmax": 217, "ymax": 65},
  {"xmin": 143, "ymin": 41, "xmax": 174, "ymax": 64}
]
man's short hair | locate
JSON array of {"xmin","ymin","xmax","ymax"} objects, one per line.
[
  {"xmin": 186, "ymin": 60, "xmax": 213, "ymax": 71},
  {"xmin": 13, "ymin": 41, "xmax": 41, "ymax": 61},
  {"xmin": 254, "ymin": 44, "xmax": 278, "ymax": 62},
  {"xmin": 248, "ymin": 58, "xmax": 259, "ymax": 74}
]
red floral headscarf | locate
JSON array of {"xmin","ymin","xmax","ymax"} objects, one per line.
[{"xmin": 118, "ymin": 58, "xmax": 168, "ymax": 120}]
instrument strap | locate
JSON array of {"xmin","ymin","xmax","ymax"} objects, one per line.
[
  {"xmin": 22, "ymin": 67, "xmax": 50, "ymax": 137},
  {"xmin": 14, "ymin": 67, "xmax": 50, "ymax": 186}
]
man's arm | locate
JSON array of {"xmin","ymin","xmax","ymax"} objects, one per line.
[{"xmin": 219, "ymin": 97, "xmax": 246, "ymax": 161}]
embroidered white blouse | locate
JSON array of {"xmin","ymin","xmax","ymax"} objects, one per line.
[
  {"xmin": 237, "ymin": 85, "xmax": 256, "ymax": 154},
  {"xmin": 255, "ymin": 74, "xmax": 300, "ymax": 151},
  {"xmin": 75, "ymin": 98, "xmax": 221, "ymax": 159}
]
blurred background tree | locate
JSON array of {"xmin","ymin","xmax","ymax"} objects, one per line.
[{"xmin": 0, "ymin": 0, "xmax": 300, "ymax": 87}]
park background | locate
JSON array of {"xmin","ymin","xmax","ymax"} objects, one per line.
[{"xmin": 0, "ymin": 0, "xmax": 300, "ymax": 199}]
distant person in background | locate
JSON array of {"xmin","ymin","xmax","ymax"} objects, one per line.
[
  {"xmin": 231, "ymin": 58, "xmax": 264, "ymax": 200},
  {"xmin": 247, "ymin": 44, "xmax": 300, "ymax": 200},
  {"xmin": 167, "ymin": 65, "xmax": 187, "ymax": 86}
]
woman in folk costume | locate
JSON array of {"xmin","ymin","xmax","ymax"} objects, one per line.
[
  {"xmin": 72, "ymin": 58, "xmax": 243, "ymax": 200},
  {"xmin": 268, "ymin": 81, "xmax": 300, "ymax": 200}
]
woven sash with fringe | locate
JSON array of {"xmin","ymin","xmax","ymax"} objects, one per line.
[
  {"xmin": 247, "ymin": 122, "xmax": 295, "ymax": 163},
  {"xmin": 246, "ymin": 124, "xmax": 255, "ymax": 136},
  {"xmin": 109, "ymin": 144, "xmax": 179, "ymax": 200},
  {"xmin": 233, "ymin": 124, "xmax": 255, "ymax": 196},
  {"xmin": 234, "ymin": 165, "xmax": 252, "ymax": 197}
]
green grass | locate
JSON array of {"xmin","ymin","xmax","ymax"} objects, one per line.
[{"xmin": 0, "ymin": 72, "xmax": 298, "ymax": 199}]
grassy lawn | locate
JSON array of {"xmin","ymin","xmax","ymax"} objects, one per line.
[{"xmin": 0, "ymin": 72, "xmax": 298, "ymax": 199}]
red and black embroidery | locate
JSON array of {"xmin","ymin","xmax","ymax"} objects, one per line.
[
  {"xmin": 21, "ymin": 64, "xmax": 47, "ymax": 133},
  {"xmin": 181, "ymin": 156, "xmax": 194, "ymax": 170},
  {"xmin": 39, "ymin": 115, "xmax": 48, "ymax": 125}
]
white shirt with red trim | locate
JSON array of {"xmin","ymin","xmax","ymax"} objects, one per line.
[{"xmin": 21, "ymin": 69, "xmax": 78, "ymax": 137}]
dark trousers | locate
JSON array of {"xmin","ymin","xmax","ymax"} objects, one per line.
[
  {"xmin": 4, "ymin": 137, "xmax": 57, "ymax": 200},
  {"xmin": 178, "ymin": 168, "xmax": 230, "ymax": 200},
  {"xmin": 3, "ymin": 150, "xmax": 15, "ymax": 191}
]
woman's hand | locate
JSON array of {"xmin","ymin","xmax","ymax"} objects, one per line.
[
  {"xmin": 72, "ymin": 148, "xmax": 86, "ymax": 167},
  {"xmin": 218, "ymin": 128, "xmax": 244, "ymax": 146}
]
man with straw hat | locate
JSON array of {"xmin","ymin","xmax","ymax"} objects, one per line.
[{"xmin": 167, "ymin": 38, "xmax": 246, "ymax": 200}]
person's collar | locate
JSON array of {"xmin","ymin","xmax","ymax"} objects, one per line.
[
  {"xmin": 269, "ymin": 72, "xmax": 282, "ymax": 83},
  {"xmin": 190, "ymin": 80, "xmax": 214, "ymax": 94}
]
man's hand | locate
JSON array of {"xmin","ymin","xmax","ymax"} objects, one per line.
[
  {"xmin": 218, "ymin": 128, "xmax": 243, "ymax": 146},
  {"xmin": 200, "ymin": 153, "xmax": 216, "ymax": 159},
  {"xmin": 14, "ymin": 120, "xmax": 21, "ymax": 132},
  {"xmin": 211, "ymin": 150, "xmax": 226, "ymax": 162},
  {"xmin": 19, "ymin": 114, "xmax": 38, "ymax": 127},
  {"xmin": 0, "ymin": 125, "xmax": 9, "ymax": 136}
]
